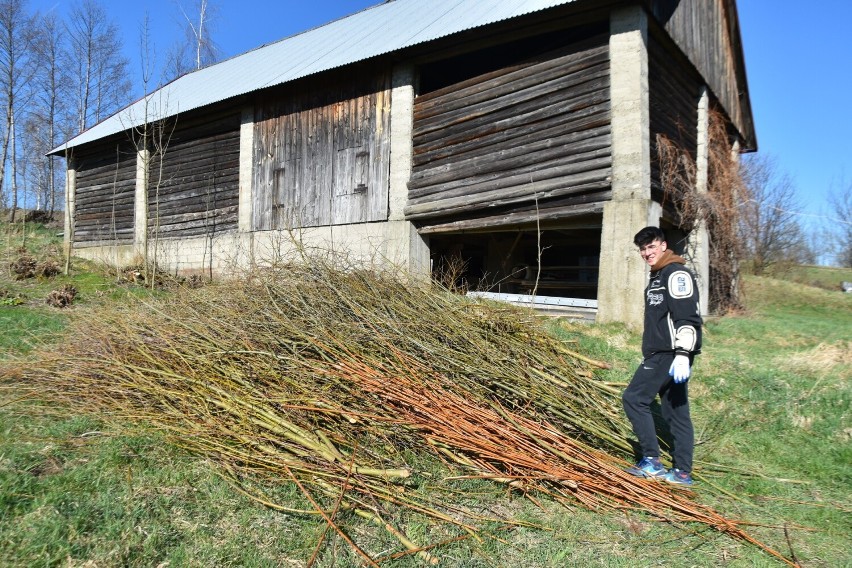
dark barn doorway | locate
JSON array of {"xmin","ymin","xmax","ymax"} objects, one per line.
[{"xmin": 430, "ymin": 228, "xmax": 601, "ymax": 300}]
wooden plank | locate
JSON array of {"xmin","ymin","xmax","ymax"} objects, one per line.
[
  {"xmin": 157, "ymin": 137, "xmax": 240, "ymax": 164},
  {"xmin": 254, "ymin": 69, "xmax": 391, "ymax": 230},
  {"xmin": 148, "ymin": 204, "xmax": 239, "ymax": 228},
  {"xmin": 155, "ymin": 147, "xmax": 240, "ymax": 172},
  {"xmin": 150, "ymin": 197, "xmax": 239, "ymax": 220},
  {"xmin": 405, "ymin": 163, "xmax": 611, "ymax": 219},
  {"xmin": 408, "ymin": 34, "xmax": 612, "ymax": 225},
  {"xmin": 75, "ymin": 218, "xmax": 135, "ymax": 229},
  {"xmin": 75, "ymin": 153, "xmax": 137, "ymax": 176},
  {"xmin": 76, "ymin": 164, "xmax": 136, "ymax": 184},
  {"xmin": 414, "ymin": 46, "xmax": 609, "ymax": 121},
  {"xmin": 75, "ymin": 204, "xmax": 136, "ymax": 217},
  {"xmin": 75, "ymin": 146, "xmax": 136, "ymax": 238},
  {"xmin": 410, "ymin": 125, "xmax": 611, "ymax": 191},
  {"xmin": 154, "ymin": 169, "xmax": 240, "ymax": 193},
  {"xmin": 413, "ymin": 102, "xmax": 609, "ymax": 167},
  {"xmin": 413, "ymin": 65, "xmax": 610, "ymax": 137},
  {"xmin": 413, "ymin": 78, "xmax": 609, "ymax": 149},
  {"xmin": 253, "ymin": 110, "xmax": 276, "ymax": 230},
  {"xmin": 415, "ymin": 33, "xmax": 608, "ymax": 105},
  {"xmin": 75, "ymin": 187, "xmax": 136, "ymax": 205},
  {"xmin": 417, "ymin": 201, "xmax": 607, "ymax": 234},
  {"xmin": 408, "ymin": 145, "xmax": 611, "ymax": 201},
  {"xmin": 76, "ymin": 166, "xmax": 137, "ymax": 186}
]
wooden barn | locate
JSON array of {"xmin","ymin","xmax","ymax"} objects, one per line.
[{"xmin": 51, "ymin": 0, "xmax": 755, "ymax": 327}]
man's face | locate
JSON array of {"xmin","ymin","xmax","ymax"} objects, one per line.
[{"xmin": 638, "ymin": 239, "xmax": 667, "ymax": 266}]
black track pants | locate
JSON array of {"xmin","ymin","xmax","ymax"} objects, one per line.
[{"xmin": 622, "ymin": 351, "xmax": 694, "ymax": 473}]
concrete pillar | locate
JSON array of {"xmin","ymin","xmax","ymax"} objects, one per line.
[
  {"xmin": 63, "ymin": 158, "xmax": 77, "ymax": 260},
  {"xmin": 597, "ymin": 6, "xmax": 656, "ymax": 328},
  {"xmin": 135, "ymin": 148, "xmax": 150, "ymax": 254},
  {"xmin": 238, "ymin": 106, "xmax": 255, "ymax": 232},
  {"xmin": 692, "ymin": 86, "xmax": 711, "ymax": 316},
  {"xmin": 388, "ymin": 62, "xmax": 430, "ymax": 275}
]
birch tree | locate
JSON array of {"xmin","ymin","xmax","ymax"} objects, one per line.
[
  {"xmin": 0, "ymin": 0, "xmax": 37, "ymax": 220},
  {"xmin": 164, "ymin": 0, "xmax": 219, "ymax": 80},
  {"xmin": 27, "ymin": 10, "xmax": 72, "ymax": 215},
  {"xmin": 66, "ymin": 0, "xmax": 130, "ymax": 133}
]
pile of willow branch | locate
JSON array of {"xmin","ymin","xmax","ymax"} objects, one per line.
[{"xmin": 3, "ymin": 258, "xmax": 793, "ymax": 565}]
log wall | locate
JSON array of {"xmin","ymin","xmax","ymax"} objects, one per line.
[
  {"xmin": 73, "ymin": 143, "xmax": 137, "ymax": 245},
  {"xmin": 650, "ymin": 0, "xmax": 752, "ymax": 147},
  {"xmin": 649, "ymin": 35, "xmax": 701, "ymax": 200},
  {"xmin": 407, "ymin": 35, "xmax": 612, "ymax": 229},
  {"xmin": 148, "ymin": 109, "xmax": 241, "ymax": 239},
  {"xmin": 252, "ymin": 70, "xmax": 392, "ymax": 230}
]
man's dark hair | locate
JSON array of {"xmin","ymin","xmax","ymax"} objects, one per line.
[{"xmin": 633, "ymin": 226, "xmax": 666, "ymax": 247}]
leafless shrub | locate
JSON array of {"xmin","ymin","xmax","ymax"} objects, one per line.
[
  {"xmin": 184, "ymin": 274, "xmax": 206, "ymax": 288},
  {"xmin": 45, "ymin": 284, "xmax": 77, "ymax": 308},
  {"xmin": 10, "ymin": 251, "xmax": 37, "ymax": 280},
  {"xmin": 118, "ymin": 262, "xmax": 188, "ymax": 289},
  {"xmin": 432, "ymin": 251, "xmax": 470, "ymax": 293},
  {"xmin": 35, "ymin": 260, "xmax": 60, "ymax": 278},
  {"xmin": 657, "ymin": 109, "xmax": 746, "ymax": 313}
]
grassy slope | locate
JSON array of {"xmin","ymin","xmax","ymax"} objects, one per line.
[
  {"xmin": 1, "ymin": 222, "xmax": 850, "ymax": 567},
  {"xmin": 694, "ymin": 278, "xmax": 850, "ymax": 566}
]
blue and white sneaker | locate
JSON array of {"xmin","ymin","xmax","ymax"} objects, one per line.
[
  {"xmin": 626, "ymin": 456, "xmax": 667, "ymax": 478},
  {"xmin": 662, "ymin": 468, "xmax": 694, "ymax": 486}
]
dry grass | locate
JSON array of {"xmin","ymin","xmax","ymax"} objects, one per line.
[{"xmin": 783, "ymin": 341, "xmax": 852, "ymax": 375}]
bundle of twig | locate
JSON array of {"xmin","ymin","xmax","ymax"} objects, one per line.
[{"xmin": 2, "ymin": 259, "xmax": 794, "ymax": 565}]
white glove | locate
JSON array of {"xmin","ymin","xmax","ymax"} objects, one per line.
[{"xmin": 669, "ymin": 354, "xmax": 691, "ymax": 383}]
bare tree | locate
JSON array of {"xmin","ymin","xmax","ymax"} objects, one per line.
[
  {"xmin": 164, "ymin": 0, "xmax": 219, "ymax": 81},
  {"xmin": 0, "ymin": 0, "xmax": 37, "ymax": 221},
  {"xmin": 738, "ymin": 154, "xmax": 808, "ymax": 274},
  {"xmin": 27, "ymin": 10, "xmax": 72, "ymax": 216},
  {"xmin": 827, "ymin": 181, "xmax": 852, "ymax": 267},
  {"xmin": 66, "ymin": 0, "xmax": 131, "ymax": 133}
]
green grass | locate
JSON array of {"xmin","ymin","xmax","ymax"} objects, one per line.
[
  {"xmin": 0, "ymin": 408, "xmax": 327, "ymax": 566},
  {"xmin": 1, "ymin": 221, "xmax": 850, "ymax": 566},
  {"xmin": 766, "ymin": 263, "xmax": 852, "ymax": 291}
]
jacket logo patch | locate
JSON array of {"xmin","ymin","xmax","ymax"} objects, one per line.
[
  {"xmin": 669, "ymin": 271, "xmax": 694, "ymax": 299},
  {"xmin": 648, "ymin": 292, "xmax": 664, "ymax": 306}
]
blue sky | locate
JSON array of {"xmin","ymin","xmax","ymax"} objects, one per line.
[
  {"xmin": 736, "ymin": 0, "xmax": 851, "ymax": 229},
  {"xmin": 31, "ymin": 0, "xmax": 850, "ymax": 235}
]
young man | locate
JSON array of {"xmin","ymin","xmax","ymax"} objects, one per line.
[{"xmin": 623, "ymin": 226, "xmax": 702, "ymax": 486}]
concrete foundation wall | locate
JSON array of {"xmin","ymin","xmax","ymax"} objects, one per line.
[{"xmin": 72, "ymin": 222, "xmax": 430, "ymax": 277}]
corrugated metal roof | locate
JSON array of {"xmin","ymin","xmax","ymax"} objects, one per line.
[{"xmin": 52, "ymin": 0, "xmax": 577, "ymax": 154}]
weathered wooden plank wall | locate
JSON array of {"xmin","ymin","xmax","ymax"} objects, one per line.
[
  {"xmin": 651, "ymin": 0, "xmax": 750, "ymax": 144},
  {"xmin": 649, "ymin": 35, "xmax": 701, "ymax": 201},
  {"xmin": 252, "ymin": 70, "xmax": 392, "ymax": 230},
  {"xmin": 147, "ymin": 109, "xmax": 241, "ymax": 239},
  {"xmin": 407, "ymin": 35, "xmax": 611, "ymax": 230},
  {"xmin": 73, "ymin": 143, "xmax": 137, "ymax": 245}
]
